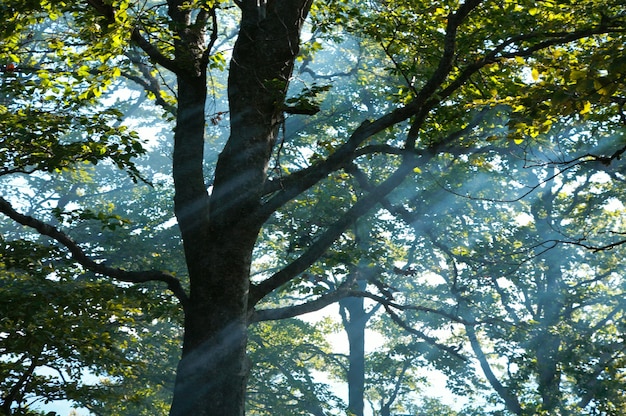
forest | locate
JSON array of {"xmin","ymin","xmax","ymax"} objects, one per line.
[{"xmin": 1, "ymin": 0, "xmax": 625, "ymax": 415}]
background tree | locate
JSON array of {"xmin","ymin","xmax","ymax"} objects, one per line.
[{"xmin": 374, "ymin": 111, "xmax": 626, "ymax": 414}]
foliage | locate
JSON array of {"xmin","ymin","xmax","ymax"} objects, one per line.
[
  {"xmin": 370, "ymin": 112, "xmax": 626, "ymax": 414},
  {"xmin": 1, "ymin": 0, "xmax": 626, "ymax": 415},
  {"xmin": 247, "ymin": 319, "xmax": 343, "ymax": 415},
  {"xmin": 0, "ymin": 237, "xmax": 179, "ymax": 414}
]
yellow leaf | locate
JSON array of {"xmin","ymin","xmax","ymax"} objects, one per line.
[
  {"xmin": 77, "ymin": 65, "xmax": 90, "ymax": 77},
  {"xmin": 413, "ymin": 167, "xmax": 422, "ymax": 174},
  {"xmin": 580, "ymin": 101, "xmax": 591, "ymax": 115},
  {"xmin": 531, "ymin": 68, "xmax": 540, "ymax": 81},
  {"xmin": 529, "ymin": 127, "xmax": 539, "ymax": 138}
]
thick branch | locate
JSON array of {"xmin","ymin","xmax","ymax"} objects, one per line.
[
  {"xmin": 255, "ymin": 108, "xmax": 423, "ymax": 222},
  {"xmin": 211, "ymin": 0, "xmax": 313, "ymax": 228},
  {"xmin": 418, "ymin": 0, "xmax": 483, "ymax": 99},
  {"xmin": 256, "ymin": 0, "xmax": 485, "ymax": 215},
  {"xmin": 249, "ymin": 157, "xmax": 417, "ymax": 306},
  {"xmin": 250, "ymin": 287, "xmax": 354, "ymax": 322},
  {"xmin": 0, "ymin": 197, "xmax": 190, "ymax": 309},
  {"xmin": 131, "ymin": 29, "xmax": 180, "ymax": 73}
]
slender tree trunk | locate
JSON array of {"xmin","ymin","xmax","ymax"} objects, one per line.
[
  {"xmin": 169, "ymin": 2, "xmax": 313, "ymax": 415},
  {"xmin": 340, "ymin": 223, "xmax": 373, "ymax": 416},
  {"xmin": 532, "ymin": 190, "xmax": 565, "ymax": 415},
  {"xmin": 535, "ymin": 264, "xmax": 565, "ymax": 414},
  {"xmin": 339, "ymin": 226, "xmax": 371, "ymax": 416},
  {"xmin": 341, "ymin": 291, "xmax": 367, "ymax": 416},
  {"xmin": 340, "ymin": 292, "xmax": 368, "ymax": 416}
]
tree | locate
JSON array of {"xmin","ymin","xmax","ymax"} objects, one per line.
[
  {"xmin": 2, "ymin": 1, "xmax": 626, "ymax": 415},
  {"xmin": 0, "ymin": 140, "xmax": 185, "ymax": 414},
  {"xmin": 371, "ymin": 109, "xmax": 626, "ymax": 414}
]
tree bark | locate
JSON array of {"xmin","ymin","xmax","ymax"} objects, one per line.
[{"xmin": 169, "ymin": 1, "xmax": 313, "ymax": 415}]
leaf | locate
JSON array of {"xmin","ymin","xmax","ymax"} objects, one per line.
[
  {"xmin": 579, "ymin": 101, "xmax": 591, "ymax": 115},
  {"xmin": 531, "ymin": 67, "xmax": 540, "ymax": 81}
]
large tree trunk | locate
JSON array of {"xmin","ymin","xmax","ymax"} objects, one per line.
[{"xmin": 169, "ymin": 2, "xmax": 312, "ymax": 415}]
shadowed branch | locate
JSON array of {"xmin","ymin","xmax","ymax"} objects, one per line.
[{"xmin": 0, "ymin": 196, "xmax": 190, "ymax": 310}]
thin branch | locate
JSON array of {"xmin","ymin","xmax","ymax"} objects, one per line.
[
  {"xmin": 383, "ymin": 305, "xmax": 467, "ymax": 361},
  {"xmin": 122, "ymin": 47, "xmax": 178, "ymax": 115},
  {"xmin": 466, "ymin": 324, "xmax": 523, "ymax": 414},
  {"xmin": 0, "ymin": 197, "xmax": 190, "ymax": 310},
  {"xmin": 355, "ymin": 290, "xmax": 476, "ymax": 326},
  {"xmin": 2, "ymin": 351, "xmax": 41, "ymax": 411},
  {"xmin": 381, "ymin": 359, "xmax": 412, "ymax": 413},
  {"xmin": 200, "ymin": 6, "xmax": 220, "ymax": 67},
  {"xmin": 434, "ymin": 157, "xmax": 580, "ymax": 204},
  {"xmin": 577, "ymin": 346, "xmax": 626, "ymax": 409},
  {"xmin": 544, "ymin": 237, "xmax": 626, "ymax": 252},
  {"xmin": 120, "ymin": 69, "xmax": 177, "ymax": 115},
  {"xmin": 439, "ymin": 25, "xmax": 626, "ymax": 105},
  {"xmin": 86, "ymin": 0, "xmax": 179, "ymax": 72}
]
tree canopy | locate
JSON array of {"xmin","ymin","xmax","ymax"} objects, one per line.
[{"xmin": 1, "ymin": 0, "xmax": 625, "ymax": 415}]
